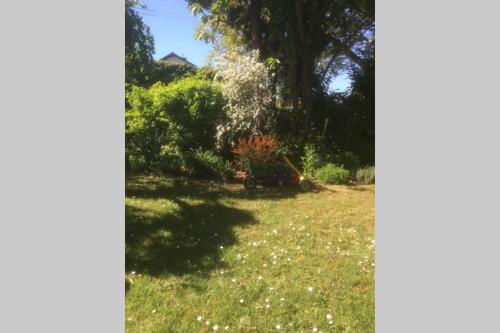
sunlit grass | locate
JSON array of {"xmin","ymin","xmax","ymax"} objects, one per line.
[{"xmin": 126, "ymin": 176, "xmax": 374, "ymax": 333}]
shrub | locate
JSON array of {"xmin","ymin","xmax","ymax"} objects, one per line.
[
  {"xmin": 185, "ymin": 148, "xmax": 234, "ymax": 180},
  {"xmin": 159, "ymin": 144, "xmax": 185, "ymax": 174},
  {"xmin": 328, "ymin": 151, "xmax": 360, "ymax": 174},
  {"xmin": 232, "ymin": 135, "xmax": 279, "ymax": 167},
  {"xmin": 301, "ymin": 144, "xmax": 323, "ymax": 176},
  {"xmin": 125, "ymin": 78, "xmax": 223, "ymax": 172},
  {"xmin": 214, "ymin": 48, "xmax": 275, "ymax": 150},
  {"xmin": 316, "ymin": 164, "xmax": 350, "ymax": 184},
  {"xmin": 148, "ymin": 62, "xmax": 196, "ymax": 86},
  {"xmin": 356, "ymin": 166, "xmax": 375, "ymax": 184}
]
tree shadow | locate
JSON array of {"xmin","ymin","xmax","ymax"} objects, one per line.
[
  {"xmin": 126, "ymin": 198, "xmax": 256, "ymax": 277},
  {"xmin": 348, "ymin": 185, "xmax": 375, "ymax": 193},
  {"xmin": 126, "ymin": 175, "xmax": 303, "ymax": 202},
  {"xmin": 125, "ymin": 176, "xmax": 324, "ymax": 277}
]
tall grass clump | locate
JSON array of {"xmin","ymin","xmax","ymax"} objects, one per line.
[
  {"xmin": 356, "ymin": 166, "xmax": 375, "ymax": 184},
  {"xmin": 316, "ymin": 163, "xmax": 350, "ymax": 184}
]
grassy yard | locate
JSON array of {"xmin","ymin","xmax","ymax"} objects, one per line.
[{"xmin": 125, "ymin": 176, "xmax": 375, "ymax": 333}]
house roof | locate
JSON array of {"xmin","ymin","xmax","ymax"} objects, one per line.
[{"xmin": 159, "ymin": 52, "xmax": 196, "ymax": 67}]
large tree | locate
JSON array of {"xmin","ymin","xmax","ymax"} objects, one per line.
[
  {"xmin": 187, "ymin": 0, "xmax": 374, "ymax": 137},
  {"xmin": 125, "ymin": 0, "xmax": 155, "ymax": 85}
]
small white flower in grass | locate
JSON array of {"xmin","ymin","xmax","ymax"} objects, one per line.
[
  {"xmin": 197, "ymin": 315, "xmax": 203, "ymax": 321},
  {"xmin": 213, "ymin": 324, "xmax": 219, "ymax": 331},
  {"xmin": 257, "ymin": 276, "xmax": 263, "ymax": 280},
  {"xmin": 313, "ymin": 327, "xmax": 318, "ymax": 332},
  {"xmin": 263, "ymin": 263, "xmax": 267, "ymax": 267},
  {"xmin": 206, "ymin": 320, "xmax": 210, "ymax": 325},
  {"xmin": 265, "ymin": 298, "xmax": 269, "ymax": 303},
  {"xmin": 224, "ymin": 326, "xmax": 229, "ymax": 330},
  {"xmin": 307, "ymin": 287, "xmax": 313, "ymax": 292},
  {"xmin": 280, "ymin": 297, "xmax": 285, "ymax": 302},
  {"xmin": 266, "ymin": 304, "xmax": 270, "ymax": 309},
  {"xmin": 231, "ymin": 278, "xmax": 237, "ymax": 283},
  {"xmin": 269, "ymin": 287, "xmax": 274, "ymax": 291},
  {"xmin": 176, "ymin": 245, "xmax": 180, "ymax": 249},
  {"xmin": 220, "ymin": 246, "xmax": 224, "ymax": 249},
  {"xmin": 131, "ymin": 271, "xmax": 136, "ymax": 275},
  {"xmin": 328, "ymin": 320, "xmax": 333, "ymax": 325},
  {"xmin": 276, "ymin": 324, "xmax": 282, "ymax": 330},
  {"xmin": 326, "ymin": 314, "xmax": 333, "ymax": 320},
  {"xmin": 239, "ymin": 299, "xmax": 244, "ymax": 304},
  {"xmin": 151, "ymin": 309, "xmax": 156, "ymax": 314}
]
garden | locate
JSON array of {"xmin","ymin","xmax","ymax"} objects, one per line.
[{"xmin": 126, "ymin": 0, "xmax": 374, "ymax": 331}]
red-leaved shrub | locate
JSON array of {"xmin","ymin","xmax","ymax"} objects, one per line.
[{"xmin": 232, "ymin": 135, "xmax": 279, "ymax": 166}]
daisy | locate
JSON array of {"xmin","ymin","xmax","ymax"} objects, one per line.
[
  {"xmin": 307, "ymin": 287, "xmax": 313, "ymax": 292},
  {"xmin": 276, "ymin": 324, "xmax": 281, "ymax": 330},
  {"xmin": 197, "ymin": 315, "xmax": 203, "ymax": 321},
  {"xmin": 213, "ymin": 324, "xmax": 219, "ymax": 331},
  {"xmin": 326, "ymin": 314, "xmax": 333, "ymax": 320}
]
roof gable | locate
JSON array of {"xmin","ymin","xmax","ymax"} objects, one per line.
[{"xmin": 159, "ymin": 52, "xmax": 196, "ymax": 67}]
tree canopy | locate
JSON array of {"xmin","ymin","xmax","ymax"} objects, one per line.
[
  {"xmin": 187, "ymin": 0, "xmax": 374, "ymax": 137},
  {"xmin": 125, "ymin": 0, "xmax": 155, "ymax": 85}
]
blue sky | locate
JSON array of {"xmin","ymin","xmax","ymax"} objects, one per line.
[{"xmin": 136, "ymin": 0, "xmax": 350, "ymax": 92}]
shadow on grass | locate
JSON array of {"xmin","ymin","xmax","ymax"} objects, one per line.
[
  {"xmin": 126, "ymin": 176, "xmax": 305, "ymax": 277},
  {"xmin": 348, "ymin": 185, "xmax": 375, "ymax": 193},
  {"xmin": 126, "ymin": 199, "xmax": 255, "ymax": 277},
  {"xmin": 126, "ymin": 176, "xmax": 304, "ymax": 201}
]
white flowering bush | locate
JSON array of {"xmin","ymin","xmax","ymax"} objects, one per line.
[{"xmin": 214, "ymin": 48, "xmax": 274, "ymax": 150}]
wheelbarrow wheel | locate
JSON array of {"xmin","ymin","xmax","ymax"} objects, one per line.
[
  {"xmin": 298, "ymin": 179, "xmax": 312, "ymax": 192},
  {"xmin": 244, "ymin": 176, "xmax": 257, "ymax": 190}
]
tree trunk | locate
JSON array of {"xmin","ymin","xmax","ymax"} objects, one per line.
[
  {"xmin": 294, "ymin": 0, "xmax": 319, "ymax": 138},
  {"xmin": 249, "ymin": 0, "xmax": 262, "ymax": 50},
  {"xmin": 301, "ymin": 53, "xmax": 314, "ymax": 135}
]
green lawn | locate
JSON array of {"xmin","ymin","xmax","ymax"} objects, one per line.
[{"xmin": 126, "ymin": 176, "xmax": 375, "ymax": 333}]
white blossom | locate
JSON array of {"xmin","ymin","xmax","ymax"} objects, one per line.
[{"xmin": 214, "ymin": 48, "xmax": 275, "ymax": 149}]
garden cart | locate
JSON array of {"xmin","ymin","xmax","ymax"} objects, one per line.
[{"xmin": 242, "ymin": 155, "xmax": 313, "ymax": 192}]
